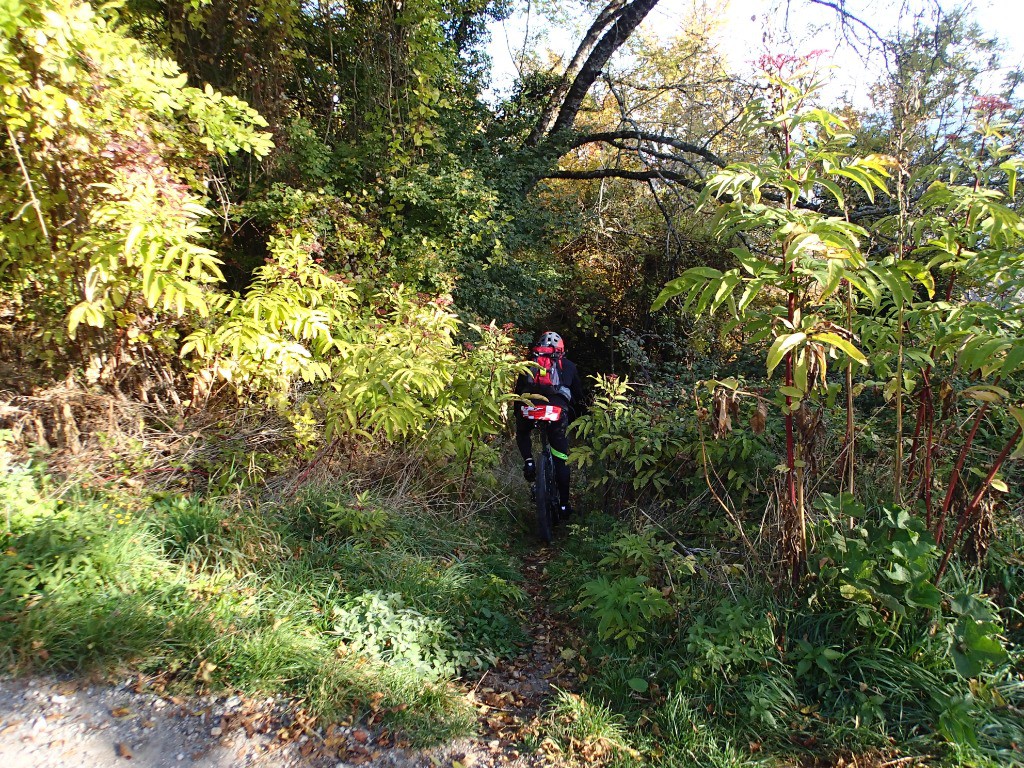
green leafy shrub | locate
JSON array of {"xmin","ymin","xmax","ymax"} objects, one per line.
[
  {"xmin": 809, "ymin": 494, "xmax": 944, "ymax": 620},
  {"xmin": 808, "ymin": 493, "xmax": 1008, "ymax": 679},
  {"xmin": 571, "ymin": 375, "xmax": 775, "ymax": 514},
  {"xmin": 235, "ymin": 183, "xmax": 387, "ymax": 280},
  {"xmin": 681, "ymin": 598, "xmax": 780, "ymax": 686},
  {"xmin": 571, "ymin": 375, "xmax": 693, "ymax": 504},
  {"xmin": 183, "ymin": 241, "xmax": 527, "ymax": 466},
  {"xmin": 577, "ymin": 575, "xmax": 673, "ymax": 650},
  {"xmin": 325, "ymin": 492, "xmax": 390, "ymax": 539},
  {"xmin": 0, "ymin": 0, "xmax": 271, "ymax": 371},
  {"xmin": 330, "ymin": 591, "xmax": 467, "ymax": 678},
  {"xmin": 597, "ymin": 529, "xmax": 686, "ymax": 579}
]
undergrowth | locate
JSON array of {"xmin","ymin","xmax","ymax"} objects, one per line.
[
  {"xmin": 541, "ymin": 507, "xmax": 1024, "ymax": 767},
  {"xmin": 0, "ymin": 454, "xmax": 527, "ymax": 745}
]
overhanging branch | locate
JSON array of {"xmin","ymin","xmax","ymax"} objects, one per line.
[
  {"xmin": 538, "ymin": 0, "xmax": 662, "ymax": 142},
  {"xmin": 543, "ymin": 167, "xmax": 898, "ymax": 221},
  {"xmin": 545, "ymin": 167, "xmax": 704, "ymax": 194},
  {"xmin": 526, "ymin": 0, "xmax": 630, "ymax": 145},
  {"xmin": 569, "ymin": 130, "xmax": 726, "ymax": 167}
]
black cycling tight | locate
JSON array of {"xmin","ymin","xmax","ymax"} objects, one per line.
[{"xmin": 515, "ymin": 412, "xmax": 570, "ymax": 508}]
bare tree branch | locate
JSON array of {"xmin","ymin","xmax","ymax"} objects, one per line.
[
  {"xmin": 526, "ymin": 0, "xmax": 630, "ymax": 145},
  {"xmin": 569, "ymin": 130, "xmax": 726, "ymax": 167},
  {"xmin": 544, "ymin": 168, "xmax": 898, "ymax": 222},
  {"xmin": 602, "ymin": 138, "xmax": 703, "ymax": 172},
  {"xmin": 807, "ymin": 0, "xmax": 887, "ymax": 49},
  {"xmin": 546, "ymin": 167, "xmax": 704, "ymax": 192}
]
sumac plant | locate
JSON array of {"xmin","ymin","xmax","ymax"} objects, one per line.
[
  {"xmin": 655, "ymin": 55, "xmax": 1024, "ymax": 581},
  {"xmin": 184, "ymin": 234, "xmax": 527, "ymax": 470},
  {"xmin": 0, "ymin": 0, "xmax": 272, "ymax": 375}
]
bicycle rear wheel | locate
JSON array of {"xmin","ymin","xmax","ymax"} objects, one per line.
[
  {"xmin": 545, "ymin": 450, "xmax": 560, "ymax": 525},
  {"xmin": 535, "ymin": 444, "xmax": 553, "ymax": 543}
]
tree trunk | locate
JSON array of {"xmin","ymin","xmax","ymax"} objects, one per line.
[{"xmin": 528, "ymin": 0, "xmax": 662, "ymax": 147}]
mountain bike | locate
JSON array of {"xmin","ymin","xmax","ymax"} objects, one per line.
[{"xmin": 521, "ymin": 404, "xmax": 563, "ymax": 544}]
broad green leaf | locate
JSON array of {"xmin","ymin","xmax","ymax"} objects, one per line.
[
  {"xmin": 1000, "ymin": 343, "xmax": 1024, "ymax": 375},
  {"xmin": 766, "ymin": 332, "xmax": 806, "ymax": 377},
  {"xmin": 816, "ymin": 178, "xmax": 845, "ymax": 209},
  {"xmin": 813, "ymin": 332, "xmax": 867, "ymax": 365},
  {"xmin": 67, "ymin": 302, "xmax": 90, "ymax": 339}
]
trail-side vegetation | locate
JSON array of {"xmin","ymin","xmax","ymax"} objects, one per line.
[
  {"xmin": 2, "ymin": 0, "xmax": 1023, "ymax": 765},
  {"xmin": 542, "ymin": 48, "xmax": 1024, "ymax": 767},
  {"xmin": 0, "ymin": 446, "xmax": 529, "ymax": 745}
]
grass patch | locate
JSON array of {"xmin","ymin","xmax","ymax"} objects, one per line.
[
  {"xmin": 0, "ymin": 458, "xmax": 526, "ymax": 745},
  {"xmin": 541, "ymin": 688, "xmax": 637, "ymax": 765}
]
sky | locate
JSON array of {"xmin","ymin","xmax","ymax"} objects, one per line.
[{"xmin": 485, "ymin": 0, "xmax": 1024, "ymax": 107}]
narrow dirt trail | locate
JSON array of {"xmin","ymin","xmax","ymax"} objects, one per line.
[
  {"xmin": 0, "ymin": 548, "xmax": 582, "ymax": 768},
  {"xmin": 463, "ymin": 547, "xmax": 581, "ymax": 765}
]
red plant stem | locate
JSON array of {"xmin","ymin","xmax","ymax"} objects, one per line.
[
  {"xmin": 919, "ymin": 368, "xmax": 936, "ymax": 526},
  {"xmin": 785, "ymin": 294, "xmax": 797, "ymax": 516},
  {"xmin": 785, "ymin": 366, "xmax": 796, "ymax": 503},
  {"xmin": 935, "ymin": 403, "xmax": 989, "ymax": 543},
  {"xmin": 935, "ymin": 426, "xmax": 1021, "ymax": 582},
  {"xmin": 781, "ymin": 112, "xmax": 804, "ymax": 583},
  {"xmin": 944, "ymin": 270, "xmax": 957, "ymax": 302},
  {"xmin": 922, "ymin": 394, "xmax": 936, "ymax": 525},
  {"xmin": 295, "ymin": 437, "xmax": 341, "ymax": 486},
  {"xmin": 913, "ymin": 262, "xmax": 957, "ymax": 513},
  {"xmin": 785, "ymin": 293, "xmax": 800, "ymax": 582},
  {"xmin": 906, "ymin": 395, "xmax": 925, "ymax": 485}
]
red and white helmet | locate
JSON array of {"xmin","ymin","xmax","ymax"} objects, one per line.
[{"xmin": 534, "ymin": 330, "xmax": 565, "ymax": 353}]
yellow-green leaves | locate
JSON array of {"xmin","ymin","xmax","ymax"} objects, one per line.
[
  {"xmin": 0, "ymin": 0, "xmax": 272, "ymax": 359},
  {"xmin": 180, "ymin": 238, "xmax": 525, "ymax": 459},
  {"xmin": 814, "ymin": 332, "xmax": 867, "ymax": 365},
  {"xmin": 767, "ymin": 333, "xmax": 806, "ymax": 378},
  {"xmin": 825, "ymin": 154, "xmax": 893, "ymax": 204},
  {"xmin": 652, "ymin": 267, "xmax": 740, "ymax": 317}
]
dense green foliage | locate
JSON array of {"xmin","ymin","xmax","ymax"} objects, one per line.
[
  {"xmin": 2, "ymin": 0, "xmax": 1023, "ymax": 764},
  {"xmin": 542, "ymin": 48, "xmax": 1024, "ymax": 766},
  {"xmin": 545, "ymin": 506, "xmax": 1023, "ymax": 766},
  {"xmin": 0, "ymin": 0, "xmax": 272, "ymax": 374}
]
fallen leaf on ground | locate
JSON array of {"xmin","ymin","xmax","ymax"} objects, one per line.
[{"xmin": 115, "ymin": 742, "xmax": 133, "ymax": 759}]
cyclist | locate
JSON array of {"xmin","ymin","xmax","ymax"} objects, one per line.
[{"xmin": 514, "ymin": 331, "xmax": 585, "ymax": 520}]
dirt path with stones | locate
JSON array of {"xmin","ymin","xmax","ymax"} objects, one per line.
[
  {"xmin": 461, "ymin": 547, "xmax": 582, "ymax": 763},
  {"xmin": 0, "ymin": 550, "xmax": 581, "ymax": 768}
]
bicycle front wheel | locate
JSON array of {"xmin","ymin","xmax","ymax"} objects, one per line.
[{"xmin": 535, "ymin": 447, "xmax": 553, "ymax": 543}]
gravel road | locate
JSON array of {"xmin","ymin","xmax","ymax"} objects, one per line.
[{"xmin": 0, "ymin": 676, "xmax": 500, "ymax": 768}]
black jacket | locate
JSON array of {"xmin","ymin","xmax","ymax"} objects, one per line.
[{"xmin": 515, "ymin": 356, "xmax": 585, "ymax": 418}]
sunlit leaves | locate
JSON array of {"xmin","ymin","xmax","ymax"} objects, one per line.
[
  {"xmin": 0, "ymin": 0, "xmax": 273, "ymax": 359},
  {"xmin": 657, "ymin": 77, "xmax": 894, "ymax": 407},
  {"xmin": 766, "ymin": 333, "xmax": 806, "ymax": 378},
  {"xmin": 180, "ymin": 234, "xmax": 526, "ymax": 458}
]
